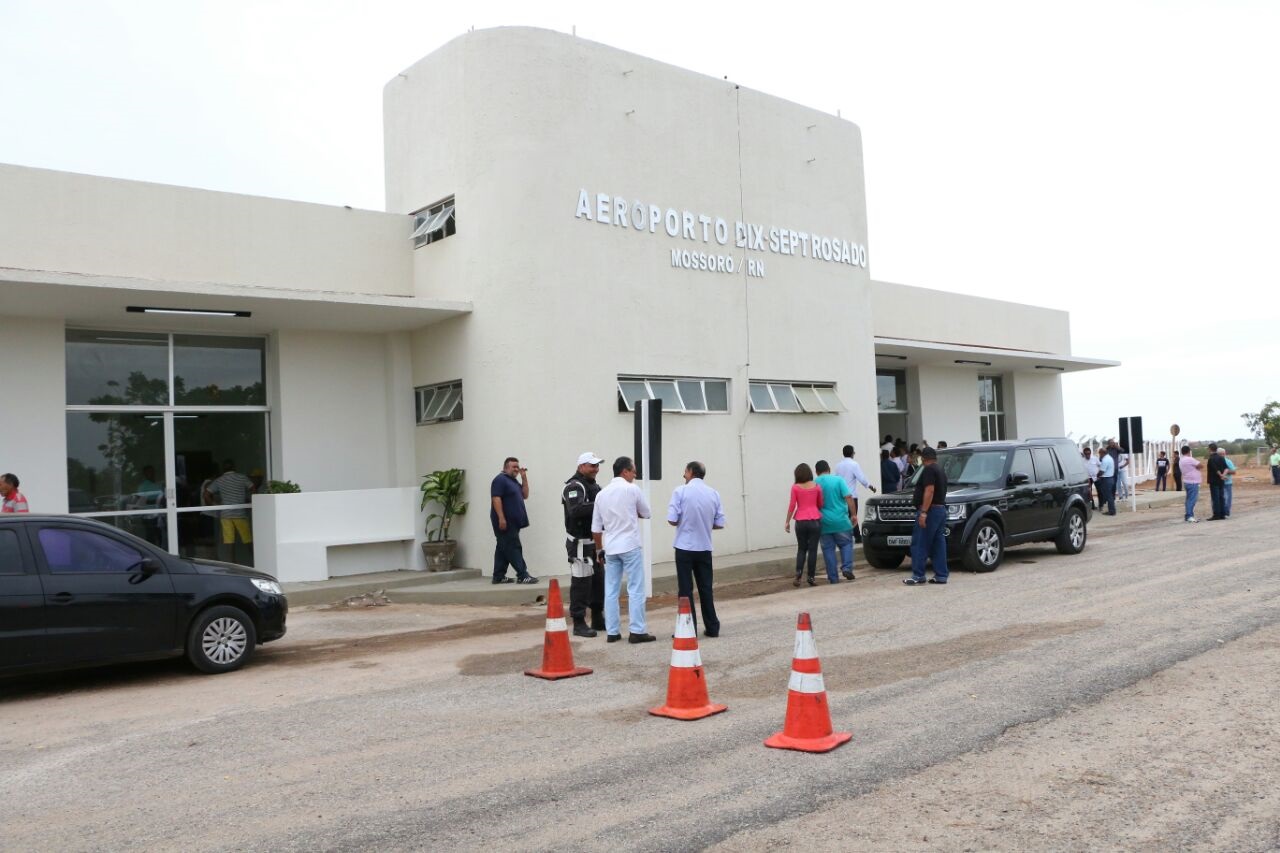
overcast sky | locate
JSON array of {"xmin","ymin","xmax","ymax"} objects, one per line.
[{"xmin": 2, "ymin": 1, "xmax": 1275, "ymax": 441}]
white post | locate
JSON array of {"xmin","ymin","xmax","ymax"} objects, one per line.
[
  {"xmin": 639, "ymin": 399, "xmax": 654, "ymax": 598},
  {"xmin": 1128, "ymin": 420, "xmax": 1137, "ymax": 513}
]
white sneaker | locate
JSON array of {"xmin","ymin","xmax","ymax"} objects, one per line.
[{"xmin": 1186, "ymin": 517, "xmax": 1199, "ymax": 523}]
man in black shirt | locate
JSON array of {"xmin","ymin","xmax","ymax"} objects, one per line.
[
  {"xmin": 1206, "ymin": 442, "xmax": 1228, "ymax": 520},
  {"xmin": 562, "ymin": 452, "xmax": 607, "ymax": 636},
  {"xmin": 904, "ymin": 446, "xmax": 950, "ymax": 586}
]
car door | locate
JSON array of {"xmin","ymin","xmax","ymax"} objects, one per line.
[
  {"xmin": 0, "ymin": 525, "xmax": 45, "ymax": 671},
  {"xmin": 1030, "ymin": 447, "xmax": 1066, "ymax": 531},
  {"xmin": 1003, "ymin": 448, "xmax": 1038, "ymax": 536},
  {"xmin": 32, "ymin": 523, "xmax": 180, "ymax": 665}
]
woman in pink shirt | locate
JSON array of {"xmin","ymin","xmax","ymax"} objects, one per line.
[
  {"xmin": 0, "ymin": 473, "xmax": 28, "ymax": 513},
  {"xmin": 1178, "ymin": 446, "xmax": 1203, "ymax": 522},
  {"xmin": 785, "ymin": 462, "xmax": 825, "ymax": 587}
]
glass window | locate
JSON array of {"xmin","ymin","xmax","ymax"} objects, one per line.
[
  {"xmin": 618, "ymin": 381, "xmax": 649, "ymax": 411},
  {"xmin": 935, "ymin": 450, "xmax": 1011, "ymax": 486},
  {"xmin": 978, "ymin": 375, "xmax": 1005, "ymax": 440},
  {"xmin": 411, "ymin": 197, "xmax": 456, "ymax": 248},
  {"xmin": 769, "ymin": 384, "xmax": 800, "ymax": 412},
  {"xmin": 0, "ymin": 529, "xmax": 24, "ymax": 575},
  {"xmin": 415, "ymin": 381, "xmax": 463, "ymax": 425},
  {"xmin": 815, "ymin": 386, "xmax": 847, "ymax": 412},
  {"xmin": 646, "ymin": 381, "xmax": 681, "ymax": 411},
  {"xmin": 1031, "ymin": 447, "xmax": 1060, "ymax": 483},
  {"xmin": 748, "ymin": 383, "xmax": 776, "ymax": 412},
  {"xmin": 66, "ymin": 413, "xmax": 167, "ymax": 514},
  {"xmin": 66, "ymin": 330, "xmax": 168, "ymax": 406},
  {"xmin": 174, "ymin": 413, "xmax": 268, "ymax": 509},
  {"xmin": 173, "ymin": 336, "xmax": 266, "ymax": 406},
  {"xmin": 704, "ymin": 381, "xmax": 728, "ymax": 412},
  {"xmin": 793, "ymin": 385, "xmax": 823, "ymax": 412},
  {"xmin": 37, "ymin": 528, "xmax": 146, "ymax": 574},
  {"xmin": 1010, "ymin": 448, "xmax": 1034, "ymax": 480},
  {"xmin": 877, "ymin": 370, "xmax": 907, "ymax": 412},
  {"xmin": 677, "ymin": 380, "xmax": 706, "ymax": 411}
]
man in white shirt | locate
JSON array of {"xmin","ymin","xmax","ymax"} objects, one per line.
[
  {"xmin": 591, "ymin": 456, "xmax": 655, "ymax": 644},
  {"xmin": 834, "ymin": 444, "xmax": 876, "ymax": 544},
  {"xmin": 1082, "ymin": 446, "xmax": 1101, "ymax": 509}
]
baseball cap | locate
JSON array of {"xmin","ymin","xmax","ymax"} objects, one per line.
[{"xmin": 577, "ymin": 452, "xmax": 604, "ymax": 465}]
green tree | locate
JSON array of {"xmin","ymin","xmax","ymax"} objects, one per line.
[{"xmin": 1241, "ymin": 401, "xmax": 1280, "ymax": 446}]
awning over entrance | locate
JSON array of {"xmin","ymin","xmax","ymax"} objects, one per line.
[
  {"xmin": 873, "ymin": 336, "xmax": 1118, "ymax": 374},
  {"xmin": 0, "ymin": 268, "xmax": 471, "ymax": 333}
]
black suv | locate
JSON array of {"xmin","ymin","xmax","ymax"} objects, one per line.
[
  {"xmin": 861, "ymin": 438, "xmax": 1091, "ymax": 573},
  {"xmin": 1, "ymin": 515, "xmax": 287, "ymax": 677}
]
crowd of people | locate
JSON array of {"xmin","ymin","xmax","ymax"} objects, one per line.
[{"xmin": 1081, "ymin": 440, "xmax": 1256, "ymax": 523}]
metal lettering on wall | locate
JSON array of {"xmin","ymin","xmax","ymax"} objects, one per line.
[{"xmin": 574, "ymin": 189, "xmax": 868, "ymax": 280}]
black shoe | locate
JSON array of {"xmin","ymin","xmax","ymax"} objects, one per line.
[
  {"xmin": 606, "ymin": 634, "xmax": 622, "ymax": 643},
  {"xmin": 903, "ymin": 577, "xmax": 927, "ymax": 586},
  {"xmin": 491, "ymin": 577, "xmax": 514, "ymax": 585},
  {"xmin": 842, "ymin": 571, "xmax": 855, "ymax": 581},
  {"xmin": 628, "ymin": 633, "xmax": 657, "ymax": 644},
  {"xmin": 793, "ymin": 575, "xmax": 802, "ymax": 588},
  {"xmin": 573, "ymin": 623, "xmax": 597, "ymax": 638},
  {"xmin": 516, "ymin": 575, "xmax": 539, "ymax": 584},
  {"xmin": 703, "ymin": 629, "xmax": 719, "ymax": 638},
  {"xmin": 928, "ymin": 578, "xmax": 948, "ymax": 584},
  {"xmin": 807, "ymin": 577, "xmax": 817, "ymax": 587},
  {"xmin": 590, "ymin": 611, "xmax": 606, "ymax": 631}
]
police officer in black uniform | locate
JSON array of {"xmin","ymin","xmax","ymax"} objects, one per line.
[{"xmin": 562, "ymin": 452, "xmax": 607, "ymax": 637}]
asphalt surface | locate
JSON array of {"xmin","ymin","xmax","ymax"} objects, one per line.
[{"xmin": 2, "ymin": 489, "xmax": 1278, "ymax": 852}]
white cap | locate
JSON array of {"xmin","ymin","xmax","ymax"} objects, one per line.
[{"xmin": 577, "ymin": 452, "xmax": 604, "ymax": 465}]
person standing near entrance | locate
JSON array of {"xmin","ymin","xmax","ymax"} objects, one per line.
[
  {"xmin": 904, "ymin": 446, "xmax": 949, "ymax": 585},
  {"xmin": 667, "ymin": 461, "xmax": 725, "ymax": 638},
  {"xmin": 205, "ymin": 460, "xmax": 254, "ymax": 565},
  {"xmin": 1206, "ymin": 442, "xmax": 1228, "ymax": 520},
  {"xmin": 1096, "ymin": 446, "xmax": 1117, "ymax": 516},
  {"xmin": 1179, "ymin": 445, "xmax": 1202, "ymax": 523},
  {"xmin": 562, "ymin": 452, "xmax": 605, "ymax": 637},
  {"xmin": 591, "ymin": 456, "xmax": 655, "ymax": 644},
  {"xmin": 490, "ymin": 457, "xmax": 538, "ymax": 584},
  {"xmin": 814, "ymin": 460, "xmax": 855, "ymax": 583},
  {"xmin": 1154, "ymin": 451, "xmax": 1170, "ymax": 491},
  {"xmin": 880, "ymin": 449, "xmax": 900, "ymax": 493},
  {"xmin": 834, "ymin": 445, "xmax": 876, "ymax": 544},
  {"xmin": 0, "ymin": 473, "xmax": 29, "ymax": 513}
]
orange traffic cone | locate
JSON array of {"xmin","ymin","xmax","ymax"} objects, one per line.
[
  {"xmin": 524, "ymin": 578, "xmax": 592, "ymax": 680},
  {"xmin": 764, "ymin": 611, "xmax": 851, "ymax": 753},
  {"xmin": 649, "ymin": 596, "xmax": 728, "ymax": 720}
]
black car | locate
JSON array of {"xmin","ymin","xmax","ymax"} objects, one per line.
[
  {"xmin": 862, "ymin": 438, "xmax": 1091, "ymax": 573},
  {"xmin": 1, "ymin": 515, "xmax": 286, "ymax": 677}
]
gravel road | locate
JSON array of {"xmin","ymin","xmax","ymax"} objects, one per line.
[{"xmin": 2, "ymin": 485, "xmax": 1277, "ymax": 852}]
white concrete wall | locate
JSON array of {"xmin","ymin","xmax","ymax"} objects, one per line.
[
  {"xmin": 0, "ymin": 163, "xmax": 414, "ymax": 297},
  {"xmin": 391, "ymin": 28, "xmax": 879, "ymax": 571},
  {"xmin": 871, "ymin": 280, "xmax": 1072, "ymax": 354},
  {"xmin": 274, "ymin": 330, "xmax": 414, "ymax": 493},
  {"xmin": 0, "ymin": 315, "xmax": 68, "ymax": 512},
  {"xmin": 1007, "ymin": 372, "xmax": 1066, "ymax": 438},
  {"xmin": 915, "ymin": 365, "xmax": 984, "ymax": 447}
]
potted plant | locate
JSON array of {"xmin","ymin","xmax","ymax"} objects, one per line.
[{"xmin": 419, "ymin": 468, "xmax": 468, "ymax": 571}]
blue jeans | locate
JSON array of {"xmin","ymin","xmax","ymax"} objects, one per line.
[
  {"xmin": 1184, "ymin": 483, "xmax": 1199, "ymax": 520},
  {"xmin": 1223, "ymin": 481, "xmax": 1233, "ymax": 516},
  {"xmin": 604, "ymin": 546, "xmax": 647, "ymax": 636},
  {"xmin": 910, "ymin": 507, "xmax": 949, "ymax": 581},
  {"xmin": 819, "ymin": 530, "xmax": 854, "ymax": 581},
  {"xmin": 1097, "ymin": 476, "xmax": 1116, "ymax": 514}
]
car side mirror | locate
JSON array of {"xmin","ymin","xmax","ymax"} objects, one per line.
[
  {"xmin": 138, "ymin": 557, "xmax": 162, "ymax": 574},
  {"xmin": 1009, "ymin": 472, "xmax": 1031, "ymax": 486}
]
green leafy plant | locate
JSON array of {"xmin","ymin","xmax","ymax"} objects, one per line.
[
  {"xmin": 1242, "ymin": 401, "xmax": 1280, "ymax": 447},
  {"xmin": 266, "ymin": 479, "xmax": 301, "ymax": 494},
  {"xmin": 420, "ymin": 468, "xmax": 467, "ymax": 541}
]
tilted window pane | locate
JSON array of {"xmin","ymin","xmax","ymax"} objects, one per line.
[
  {"xmin": 174, "ymin": 335, "xmax": 266, "ymax": 406},
  {"xmin": 618, "ymin": 381, "xmax": 649, "ymax": 411},
  {"xmin": 748, "ymin": 383, "xmax": 775, "ymax": 411},
  {"xmin": 647, "ymin": 381, "xmax": 681, "ymax": 411},
  {"xmin": 815, "ymin": 386, "xmax": 846, "ymax": 412},
  {"xmin": 793, "ymin": 385, "xmax": 824, "ymax": 412},
  {"xmin": 66, "ymin": 330, "xmax": 168, "ymax": 406},
  {"xmin": 677, "ymin": 381, "xmax": 706, "ymax": 411},
  {"xmin": 416, "ymin": 388, "xmax": 437, "ymax": 422},
  {"xmin": 770, "ymin": 384, "xmax": 800, "ymax": 412}
]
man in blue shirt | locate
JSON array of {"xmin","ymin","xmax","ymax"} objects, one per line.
[
  {"xmin": 667, "ymin": 461, "xmax": 726, "ymax": 637},
  {"xmin": 490, "ymin": 456, "xmax": 538, "ymax": 584},
  {"xmin": 814, "ymin": 459, "xmax": 856, "ymax": 583},
  {"xmin": 1096, "ymin": 447, "xmax": 1117, "ymax": 516}
]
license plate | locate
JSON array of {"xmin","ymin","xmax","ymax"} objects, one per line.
[{"xmin": 887, "ymin": 536, "xmax": 912, "ymax": 547}]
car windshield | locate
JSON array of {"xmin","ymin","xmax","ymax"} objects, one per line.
[{"xmin": 906, "ymin": 449, "xmax": 1010, "ymax": 488}]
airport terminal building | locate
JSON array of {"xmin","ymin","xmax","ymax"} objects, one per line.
[{"xmin": 0, "ymin": 28, "xmax": 1114, "ymax": 582}]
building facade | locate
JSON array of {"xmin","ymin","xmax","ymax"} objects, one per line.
[{"xmin": 0, "ymin": 28, "xmax": 1113, "ymax": 582}]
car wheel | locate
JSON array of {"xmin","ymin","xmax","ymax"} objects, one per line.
[
  {"xmin": 187, "ymin": 605, "xmax": 257, "ymax": 674},
  {"xmin": 863, "ymin": 547, "xmax": 905, "ymax": 569},
  {"xmin": 962, "ymin": 520, "xmax": 1004, "ymax": 573},
  {"xmin": 1055, "ymin": 507, "xmax": 1087, "ymax": 555}
]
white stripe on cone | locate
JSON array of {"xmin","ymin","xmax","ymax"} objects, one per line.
[
  {"xmin": 546, "ymin": 617, "xmax": 568, "ymax": 633},
  {"xmin": 788, "ymin": 671, "xmax": 826, "ymax": 694},
  {"xmin": 675, "ymin": 612, "xmax": 696, "ymax": 639},
  {"xmin": 793, "ymin": 630, "xmax": 817, "ymax": 660},
  {"xmin": 670, "ymin": 648, "xmax": 703, "ymax": 668}
]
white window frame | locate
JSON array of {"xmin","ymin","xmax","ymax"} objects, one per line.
[
  {"xmin": 415, "ymin": 380, "xmax": 463, "ymax": 425},
  {"xmin": 748, "ymin": 381, "xmax": 847, "ymax": 413},
  {"xmin": 616, "ymin": 376, "xmax": 730, "ymax": 414},
  {"xmin": 410, "ymin": 196, "xmax": 456, "ymax": 248},
  {"xmin": 978, "ymin": 375, "xmax": 1006, "ymax": 440}
]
